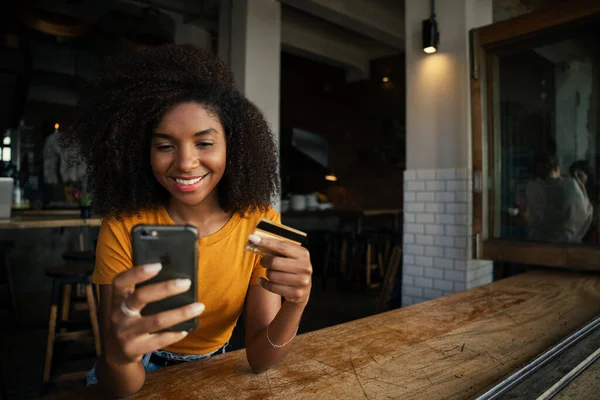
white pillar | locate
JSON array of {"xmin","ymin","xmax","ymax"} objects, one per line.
[
  {"xmin": 219, "ymin": 0, "xmax": 282, "ymax": 212},
  {"xmin": 402, "ymin": 0, "xmax": 493, "ymax": 306}
]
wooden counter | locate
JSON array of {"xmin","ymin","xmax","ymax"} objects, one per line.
[
  {"xmin": 0, "ymin": 212, "xmax": 102, "ymax": 229},
  {"xmin": 282, "ymin": 208, "xmax": 402, "ymax": 233},
  {"xmin": 282, "ymin": 209, "xmax": 402, "ymax": 217},
  {"xmin": 49, "ymin": 270, "xmax": 600, "ymax": 399}
]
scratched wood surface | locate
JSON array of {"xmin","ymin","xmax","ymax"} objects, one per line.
[{"xmin": 49, "ymin": 270, "xmax": 600, "ymax": 400}]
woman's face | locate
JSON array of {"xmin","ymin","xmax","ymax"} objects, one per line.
[{"xmin": 150, "ymin": 102, "xmax": 227, "ymax": 208}]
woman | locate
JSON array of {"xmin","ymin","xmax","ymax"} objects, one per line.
[
  {"xmin": 62, "ymin": 45, "xmax": 312, "ymax": 397},
  {"xmin": 525, "ymin": 152, "xmax": 592, "ymax": 243}
]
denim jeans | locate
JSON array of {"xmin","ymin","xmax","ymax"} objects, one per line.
[{"xmin": 86, "ymin": 343, "xmax": 229, "ymax": 385}]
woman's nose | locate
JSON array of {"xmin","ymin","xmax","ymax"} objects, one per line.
[{"xmin": 175, "ymin": 146, "xmax": 199, "ymax": 172}]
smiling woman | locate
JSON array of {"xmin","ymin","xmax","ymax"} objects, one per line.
[{"xmin": 58, "ymin": 45, "xmax": 313, "ymax": 398}]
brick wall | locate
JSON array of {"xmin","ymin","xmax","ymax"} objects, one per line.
[
  {"xmin": 468, "ymin": 260, "xmax": 494, "ymax": 288},
  {"xmin": 402, "ymin": 168, "xmax": 492, "ymax": 306}
]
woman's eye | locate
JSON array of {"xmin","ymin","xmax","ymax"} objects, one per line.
[
  {"xmin": 197, "ymin": 142, "xmax": 214, "ymax": 148},
  {"xmin": 156, "ymin": 144, "xmax": 173, "ymax": 151}
]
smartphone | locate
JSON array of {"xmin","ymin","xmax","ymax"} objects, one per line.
[{"xmin": 131, "ymin": 224, "xmax": 199, "ymax": 332}]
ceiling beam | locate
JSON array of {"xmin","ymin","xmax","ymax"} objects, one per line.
[{"xmin": 281, "ymin": 0, "xmax": 404, "ymax": 49}]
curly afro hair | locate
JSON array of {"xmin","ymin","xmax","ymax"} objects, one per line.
[{"xmin": 61, "ymin": 44, "xmax": 280, "ymax": 218}]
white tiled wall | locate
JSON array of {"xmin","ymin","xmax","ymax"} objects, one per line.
[
  {"xmin": 402, "ymin": 168, "xmax": 493, "ymax": 306},
  {"xmin": 467, "ymin": 260, "xmax": 493, "ymax": 289}
]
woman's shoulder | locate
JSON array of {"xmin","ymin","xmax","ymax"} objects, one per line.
[{"xmin": 238, "ymin": 206, "xmax": 281, "ymax": 227}]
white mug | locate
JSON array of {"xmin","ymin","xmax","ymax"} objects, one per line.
[
  {"xmin": 305, "ymin": 193, "xmax": 318, "ymax": 210},
  {"xmin": 291, "ymin": 195, "xmax": 306, "ymax": 211}
]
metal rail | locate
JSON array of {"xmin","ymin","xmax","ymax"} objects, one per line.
[
  {"xmin": 475, "ymin": 314, "xmax": 600, "ymax": 400},
  {"xmin": 536, "ymin": 346, "xmax": 600, "ymax": 400}
]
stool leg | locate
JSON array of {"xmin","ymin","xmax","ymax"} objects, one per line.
[
  {"xmin": 340, "ymin": 240, "xmax": 347, "ymax": 277},
  {"xmin": 60, "ymin": 284, "xmax": 72, "ymax": 333},
  {"xmin": 2, "ymin": 248, "xmax": 20, "ymax": 319},
  {"xmin": 366, "ymin": 244, "xmax": 372, "ymax": 287},
  {"xmin": 76, "ymin": 283, "xmax": 84, "ymax": 298},
  {"xmin": 85, "ymin": 284, "xmax": 101, "ymax": 356},
  {"xmin": 43, "ymin": 304, "xmax": 58, "ymax": 384},
  {"xmin": 322, "ymin": 240, "xmax": 332, "ymax": 291}
]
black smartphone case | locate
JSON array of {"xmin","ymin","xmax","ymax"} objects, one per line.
[{"xmin": 131, "ymin": 224, "xmax": 199, "ymax": 332}]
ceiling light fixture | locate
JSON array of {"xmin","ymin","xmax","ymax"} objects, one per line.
[{"xmin": 423, "ymin": 0, "xmax": 440, "ymax": 54}]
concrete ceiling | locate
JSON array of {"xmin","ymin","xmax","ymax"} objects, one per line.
[
  {"xmin": 116, "ymin": 0, "xmax": 405, "ymax": 80},
  {"xmin": 281, "ymin": 6, "xmax": 400, "ymax": 80},
  {"xmin": 281, "ymin": 0, "xmax": 404, "ymax": 49},
  {"xmin": 279, "ymin": 0, "xmax": 404, "ymax": 80},
  {"xmin": 285, "ymin": 9, "xmax": 399, "ymax": 60},
  {"xmin": 133, "ymin": 0, "xmax": 220, "ymax": 29}
]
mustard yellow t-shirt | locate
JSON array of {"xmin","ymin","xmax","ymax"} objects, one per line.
[{"xmin": 92, "ymin": 206, "xmax": 279, "ymax": 355}]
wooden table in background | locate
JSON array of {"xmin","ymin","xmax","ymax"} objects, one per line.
[
  {"xmin": 282, "ymin": 209, "xmax": 403, "ymax": 233},
  {"xmin": 1, "ymin": 209, "xmax": 102, "ymax": 229},
  {"xmin": 0, "ymin": 210, "xmax": 102, "ymax": 249},
  {"xmin": 0, "ymin": 215, "xmax": 102, "ymax": 229},
  {"xmin": 49, "ymin": 270, "xmax": 600, "ymax": 399}
]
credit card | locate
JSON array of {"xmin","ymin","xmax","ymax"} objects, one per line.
[{"xmin": 245, "ymin": 218, "xmax": 307, "ymax": 256}]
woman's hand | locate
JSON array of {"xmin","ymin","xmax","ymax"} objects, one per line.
[
  {"xmin": 249, "ymin": 234, "xmax": 312, "ymax": 306},
  {"xmin": 104, "ymin": 263, "xmax": 205, "ymax": 366}
]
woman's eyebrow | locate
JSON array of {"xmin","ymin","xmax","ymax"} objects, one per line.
[{"xmin": 151, "ymin": 128, "xmax": 217, "ymax": 139}]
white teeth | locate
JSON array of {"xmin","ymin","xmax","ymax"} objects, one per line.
[{"xmin": 175, "ymin": 177, "xmax": 203, "ymax": 185}]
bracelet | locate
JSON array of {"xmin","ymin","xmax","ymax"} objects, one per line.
[{"xmin": 266, "ymin": 325, "xmax": 298, "ymax": 348}]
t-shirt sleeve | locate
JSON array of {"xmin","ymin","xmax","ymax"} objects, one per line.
[
  {"xmin": 92, "ymin": 218, "xmax": 133, "ymax": 285},
  {"xmin": 249, "ymin": 208, "xmax": 281, "ymax": 285}
]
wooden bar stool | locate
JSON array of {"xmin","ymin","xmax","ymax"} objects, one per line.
[
  {"xmin": 377, "ymin": 246, "xmax": 403, "ymax": 313},
  {"xmin": 62, "ymin": 251, "xmax": 96, "ymax": 264},
  {"xmin": 62, "ymin": 250, "xmax": 96, "ymax": 301},
  {"xmin": 0, "ymin": 241, "xmax": 19, "ymax": 321},
  {"xmin": 42, "ymin": 264, "xmax": 101, "ymax": 391},
  {"xmin": 321, "ymin": 232, "xmax": 341, "ymax": 291}
]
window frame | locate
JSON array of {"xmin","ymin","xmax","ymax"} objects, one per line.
[{"xmin": 470, "ymin": 0, "xmax": 600, "ymax": 269}]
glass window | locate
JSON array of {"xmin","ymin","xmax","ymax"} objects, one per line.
[{"xmin": 492, "ymin": 21, "xmax": 600, "ymax": 246}]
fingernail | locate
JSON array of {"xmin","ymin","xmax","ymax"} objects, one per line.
[
  {"xmin": 189, "ymin": 302, "xmax": 205, "ymax": 314},
  {"xmin": 144, "ymin": 263, "xmax": 162, "ymax": 273},
  {"xmin": 180, "ymin": 331, "xmax": 189, "ymax": 337},
  {"xmin": 175, "ymin": 279, "xmax": 192, "ymax": 289},
  {"xmin": 248, "ymin": 234, "xmax": 262, "ymax": 244}
]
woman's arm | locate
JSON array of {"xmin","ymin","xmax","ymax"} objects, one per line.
[
  {"xmin": 245, "ymin": 287, "xmax": 306, "ymax": 373},
  {"xmin": 244, "ymin": 234, "xmax": 312, "ymax": 373}
]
